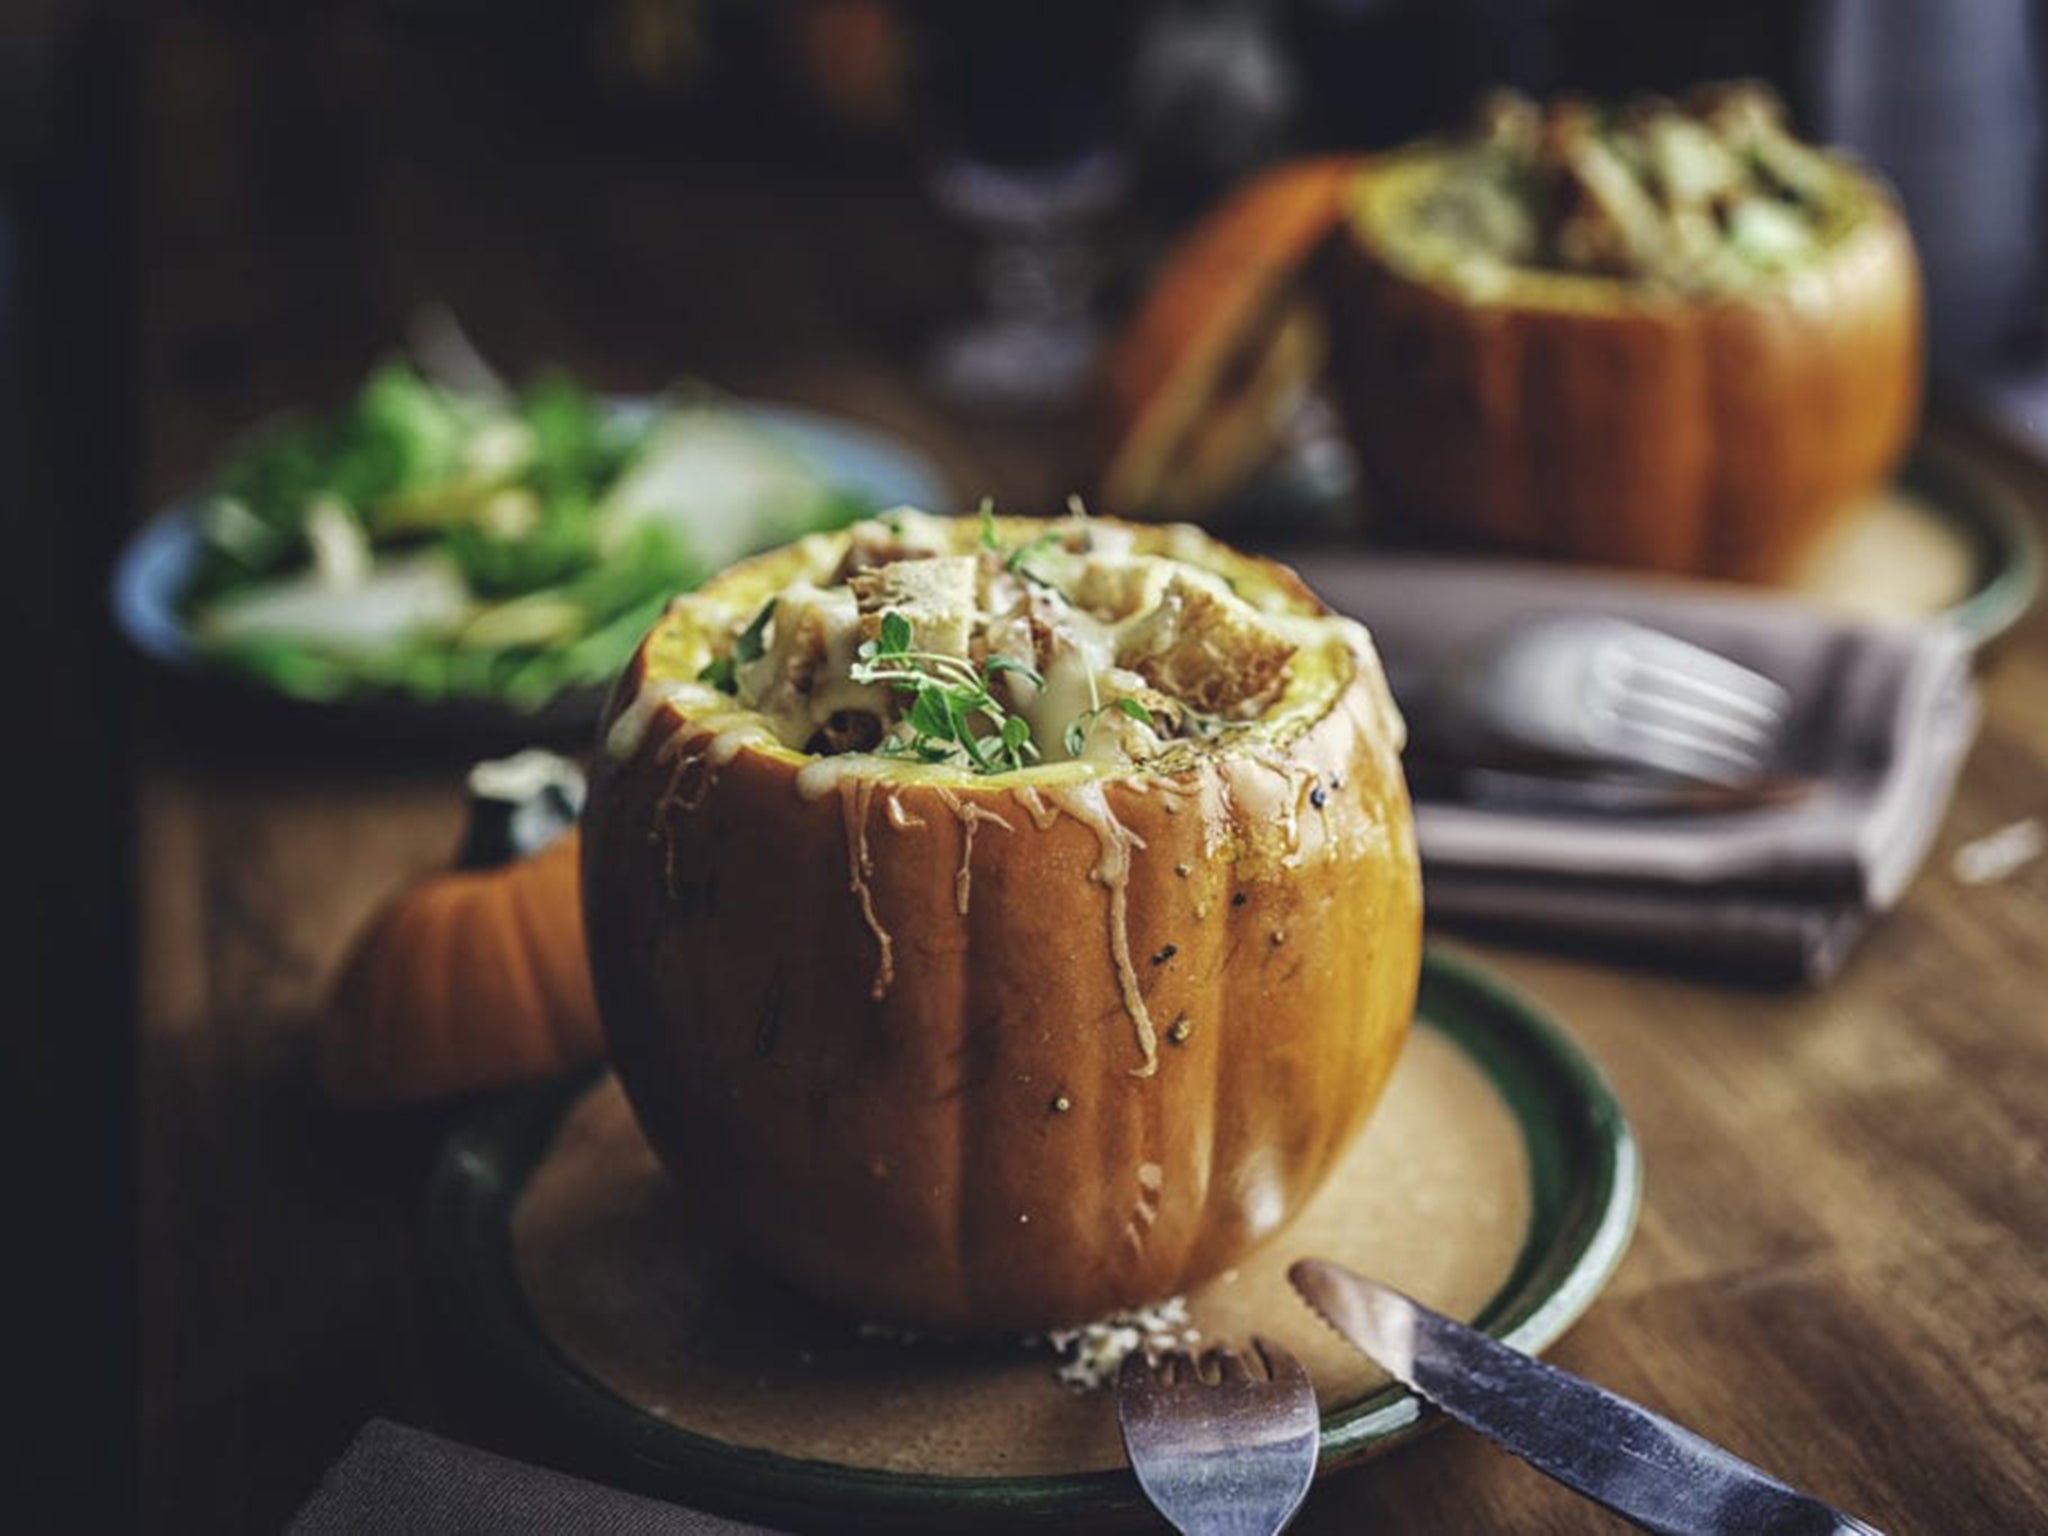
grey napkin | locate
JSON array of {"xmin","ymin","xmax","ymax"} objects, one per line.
[
  {"xmin": 290, "ymin": 1420, "xmax": 781, "ymax": 1535},
  {"xmin": 1291, "ymin": 553, "xmax": 1981, "ymax": 984}
]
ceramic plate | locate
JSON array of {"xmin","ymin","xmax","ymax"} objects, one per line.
[
  {"xmin": 1782, "ymin": 430, "xmax": 2040, "ymax": 649},
  {"xmin": 111, "ymin": 401, "xmax": 951, "ymax": 745},
  {"xmin": 1228, "ymin": 428, "xmax": 2039, "ymax": 652},
  {"xmin": 423, "ymin": 947, "xmax": 1640, "ymax": 1532}
]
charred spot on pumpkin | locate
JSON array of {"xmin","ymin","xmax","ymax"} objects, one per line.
[
  {"xmin": 1231, "ymin": 891, "xmax": 1249, "ymax": 908},
  {"xmin": 1150, "ymin": 943, "xmax": 1179, "ymax": 966}
]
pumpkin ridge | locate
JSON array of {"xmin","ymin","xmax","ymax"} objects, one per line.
[
  {"xmin": 932, "ymin": 800, "xmax": 976, "ymax": 1323},
  {"xmin": 504, "ymin": 842, "xmax": 593, "ymax": 1078},
  {"xmin": 409, "ymin": 890, "xmax": 464, "ymax": 1096}
]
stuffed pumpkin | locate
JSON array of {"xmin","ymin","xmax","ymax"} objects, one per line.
[
  {"xmin": 1328, "ymin": 83, "xmax": 1922, "ymax": 579},
  {"xmin": 581, "ymin": 509, "xmax": 1423, "ymax": 1332},
  {"xmin": 1097, "ymin": 83, "xmax": 1923, "ymax": 584}
]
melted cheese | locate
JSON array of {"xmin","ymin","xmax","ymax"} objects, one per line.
[
  {"xmin": 934, "ymin": 788, "xmax": 1013, "ymax": 916},
  {"xmin": 839, "ymin": 778, "xmax": 894, "ymax": 1001},
  {"xmin": 623, "ymin": 513, "xmax": 1404, "ymax": 1057},
  {"xmin": 1047, "ymin": 781, "xmax": 1158, "ymax": 1077}
]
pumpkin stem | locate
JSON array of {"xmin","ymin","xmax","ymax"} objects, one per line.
[{"xmin": 458, "ymin": 749, "xmax": 586, "ymax": 869}]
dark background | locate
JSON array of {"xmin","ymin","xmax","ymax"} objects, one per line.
[{"xmin": 5, "ymin": 2, "xmax": 2041, "ymax": 1528}]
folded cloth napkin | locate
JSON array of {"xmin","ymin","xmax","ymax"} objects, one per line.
[
  {"xmin": 290, "ymin": 1420, "xmax": 780, "ymax": 1535},
  {"xmin": 1289, "ymin": 553, "xmax": 1981, "ymax": 984}
]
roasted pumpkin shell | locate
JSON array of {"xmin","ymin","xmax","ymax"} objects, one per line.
[
  {"xmin": 1095, "ymin": 157, "xmax": 1356, "ymax": 522},
  {"xmin": 581, "ymin": 518, "xmax": 1423, "ymax": 1332},
  {"xmin": 1326, "ymin": 144, "xmax": 1924, "ymax": 581}
]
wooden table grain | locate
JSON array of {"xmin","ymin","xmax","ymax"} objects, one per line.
[{"xmin": 135, "ymin": 15, "xmax": 2048, "ymax": 1533}]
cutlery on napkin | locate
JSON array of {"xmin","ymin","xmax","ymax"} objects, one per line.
[{"xmin": 1294, "ymin": 553, "xmax": 1980, "ymax": 983}]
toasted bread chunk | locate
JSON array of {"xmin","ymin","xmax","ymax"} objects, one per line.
[
  {"xmin": 851, "ymin": 555, "xmax": 979, "ymax": 659},
  {"xmin": 831, "ymin": 512, "xmax": 952, "ymax": 581},
  {"xmin": 1117, "ymin": 575, "xmax": 1295, "ymax": 717},
  {"xmin": 981, "ymin": 582, "xmax": 1064, "ymax": 696},
  {"xmin": 1100, "ymin": 668, "xmax": 1185, "ymax": 740},
  {"xmin": 1071, "ymin": 553, "xmax": 1173, "ymax": 622},
  {"xmin": 741, "ymin": 581, "xmax": 850, "ymax": 717}
]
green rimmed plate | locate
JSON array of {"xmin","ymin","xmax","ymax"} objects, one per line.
[
  {"xmin": 1230, "ymin": 422, "xmax": 2040, "ymax": 655},
  {"xmin": 424, "ymin": 947, "xmax": 1639, "ymax": 1531},
  {"xmin": 1786, "ymin": 429, "xmax": 2041, "ymax": 651}
]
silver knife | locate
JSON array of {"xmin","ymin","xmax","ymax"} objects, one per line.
[{"xmin": 1289, "ymin": 1260, "xmax": 1886, "ymax": 1536}]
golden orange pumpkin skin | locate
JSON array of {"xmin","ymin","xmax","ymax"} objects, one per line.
[
  {"xmin": 581, "ymin": 527, "xmax": 1422, "ymax": 1332},
  {"xmin": 321, "ymin": 834, "xmax": 604, "ymax": 1104},
  {"xmin": 1328, "ymin": 149, "xmax": 1924, "ymax": 581}
]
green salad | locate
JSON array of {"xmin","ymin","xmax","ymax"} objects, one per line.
[{"xmin": 181, "ymin": 361, "xmax": 877, "ymax": 710}]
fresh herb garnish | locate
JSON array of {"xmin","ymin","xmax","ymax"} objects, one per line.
[
  {"xmin": 1003, "ymin": 529, "xmax": 1063, "ymax": 586},
  {"xmin": 698, "ymin": 597, "xmax": 775, "ymax": 693},
  {"xmin": 851, "ymin": 608, "xmax": 1044, "ymax": 775},
  {"xmin": 977, "ymin": 496, "xmax": 1000, "ymax": 553},
  {"xmin": 1064, "ymin": 696, "xmax": 1154, "ymax": 758}
]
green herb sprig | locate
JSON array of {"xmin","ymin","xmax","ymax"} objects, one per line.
[
  {"xmin": 698, "ymin": 598, "xmax": 775, "ymax": 693},
  {"xmin": 851, "ymin": 609, "xmax": 1045, "ymax": 775},
  {"xmin": 1064, "ymin": 696, "xmax": 1155, "ymax": 759},
  {"xmin": 1004, "ymin": 529, "xmax": 1065, "ymax": 587},
  {"xmin": 975, "ymin": 497, "xmax": 1070, "ymax": 588}
]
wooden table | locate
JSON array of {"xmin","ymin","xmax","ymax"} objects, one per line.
[{"xmin": 136, "ymin": 15, "xmax": 2048, "ymax": 1533}]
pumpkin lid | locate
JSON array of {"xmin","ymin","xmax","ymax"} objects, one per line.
[
  {"xmin": 318, "ymin": 749, "xmax": 603, "ymax": 1106},
  {"xmin": 1095, "ymin": 157, "xmax": 1360, "ymax": 524}
]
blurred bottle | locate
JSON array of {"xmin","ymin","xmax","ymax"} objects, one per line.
[
  {"xmin": 1811, "ymin": 0, "xmax": 2044, "ymax": 380},
  {"xmin": 905, "ymin": 1, "xmax": 1142, "ymax": 411}
]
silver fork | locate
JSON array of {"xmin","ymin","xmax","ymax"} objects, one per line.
[
  {"xmin": 1117, "ymin": 1339, "xmax": 1320, "ymax": 1536},
  {"xmin": 1403, "ymin": 615, "xmax": 1791, "ymax": 788}
]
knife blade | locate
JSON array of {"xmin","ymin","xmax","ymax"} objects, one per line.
[{"xmin": 1289, "ymin": 1260, "xmax": 1885, "ymax": 1536}]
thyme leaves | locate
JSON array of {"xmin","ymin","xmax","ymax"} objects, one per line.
[
  {"xmin": 698, "ymin": 597, "xmax": 775, "ymax": 693},
  {"xmin": 1064, "ymin": 696, "xmax": 1155, "ymax": 759},
  {"xmin": 851, "ymin": 608, "xmax": 1044, "ymax": 775}
]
